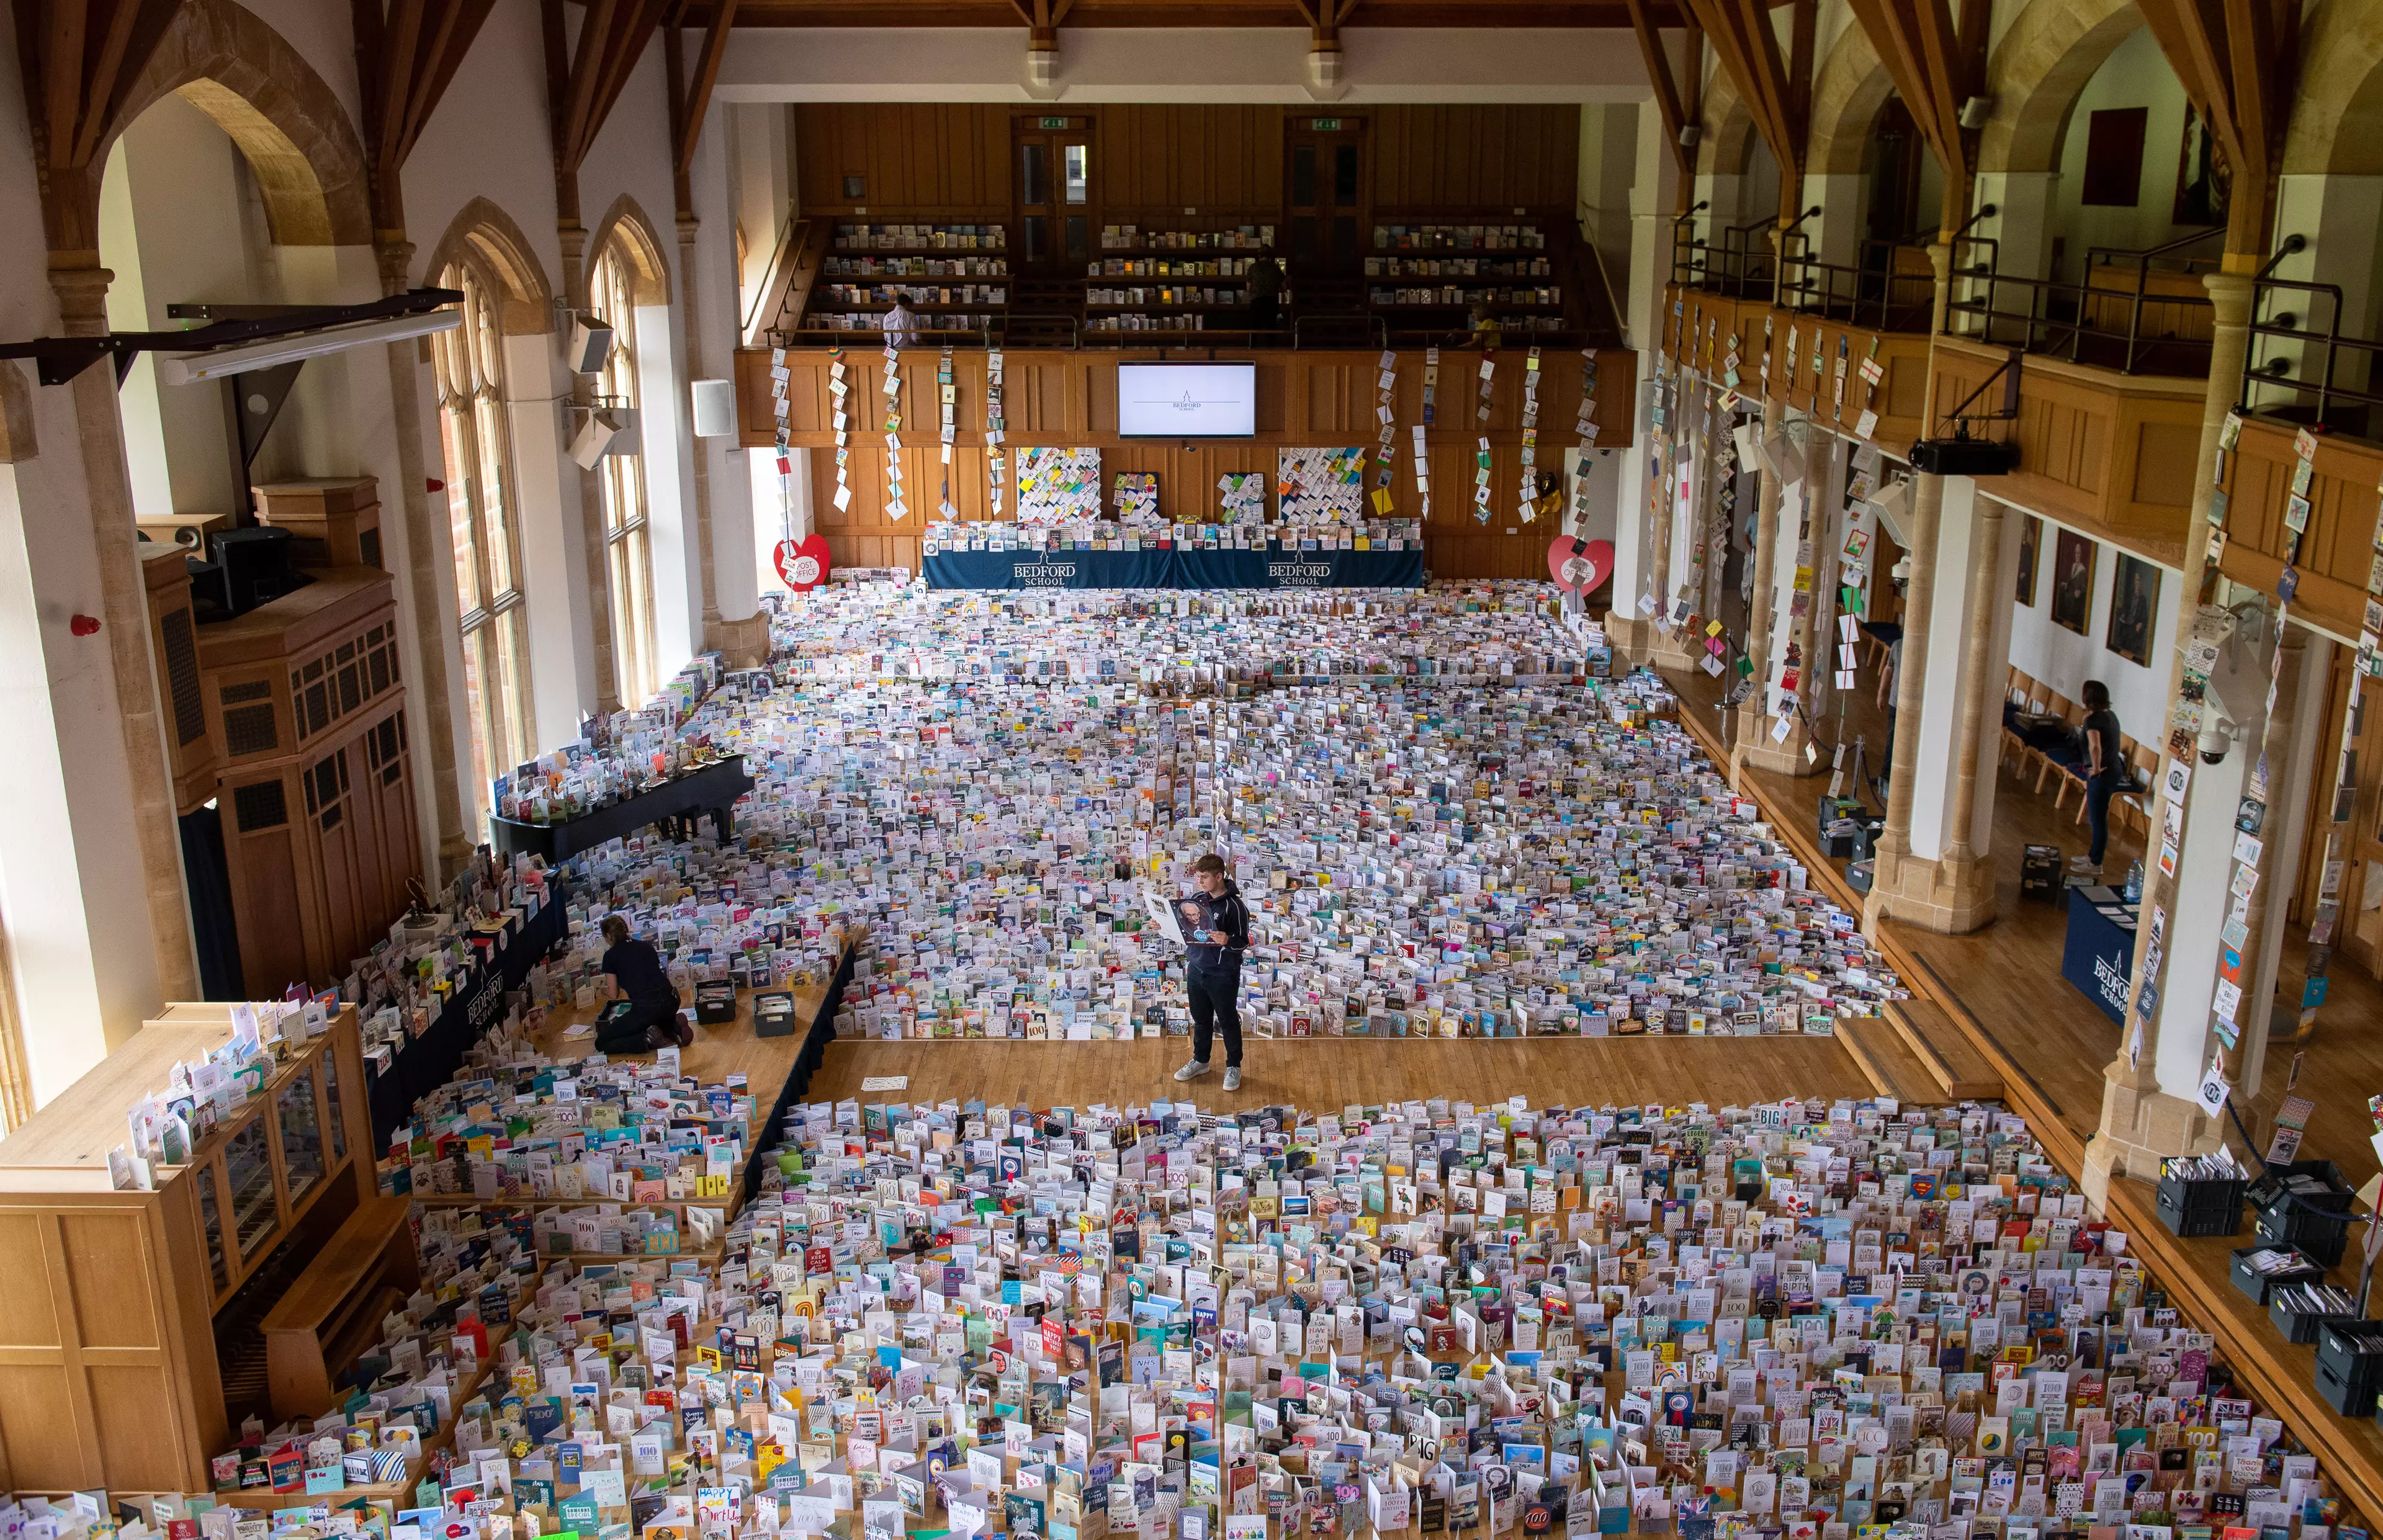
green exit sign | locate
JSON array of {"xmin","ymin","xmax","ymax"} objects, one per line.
[
  {"xmin": 1039, "ymin": 115, "xmax": 1069, "ymax": 129},
  {"xmin": 1312, "ymin": 117, "xmax": 1342, "ymax": 130}
]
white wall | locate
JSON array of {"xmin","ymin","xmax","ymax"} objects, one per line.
[
  {"xmin": 2050, "ymin": 26, "xmax": 2205, "ymax": 279},
  {"xmin": 0, "ymin": 18, "xmax": 169, "ymax": 1099},
  {"xmin": 2006, "ymin": 516, "xmax": 2180, "ymax": 750},
  {"xmin": 715, "ymin": 27, "xmax": 1650, "ymax": 102}
]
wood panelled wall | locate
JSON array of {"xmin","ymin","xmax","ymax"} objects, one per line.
[
  {"xmin": 1099, "ymin": 105, "xmax": 1285, "ymax": 214},
  {"xmin": 792, "ymin": 105, "xmax": 1582, "ymax": 220},
  {"xmin": 2219, "ymin": 418, "xmax": 2383, "ymax": 647},
  {"xmin": 736, "ymin": 347, "xmax": 1635, "ymax": 580},
  {"xmin": 1370, "ymin": 106, "xmax": 1580, "ymax": 213},
  {"xmin": 794, "ymin": 105, "xmax": 1013, "ymax": 215}
]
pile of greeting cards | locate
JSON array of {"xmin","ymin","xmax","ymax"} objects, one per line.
[{"xmin": 150, "ymin": 1089, "xmax": 2352, "ymax": 1540}]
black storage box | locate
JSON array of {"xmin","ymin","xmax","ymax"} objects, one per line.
[
  {"xmin": 2269, "ymin": 1290, "xmax": 2357, "ymax": 1345},
  {"xmin": 753, "ymin": 989, "xmax": 799, "ymax": 1038},
  {"xmin": 2249, "ymin": 1159, "xmax": 2354, "ymax": 1266},
  {"xmin": 2155, "ymin": 1160, "xmax": 2246, "ymax": 1239},
  {"xmin": 1817, "ymin": 795, "xmax": 1878, "ymax": 861},
  {"xmin": 2230, "ymin": 1243, "xmax": 2324, "ymax": 1306},
  {"xmin": 694, "ymin": 979, "xmax": 739, "ymax": 1025},
  {"xmin": 2316, "ymin": 1320, "xmax": 2383, "ymax": 1416},
  {"xmin": 2020, "ymin": 844, "xmax": 2063, "ymax": 900}
]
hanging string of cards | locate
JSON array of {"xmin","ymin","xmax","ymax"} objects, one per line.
[
  {"xmin": 1372, "ymin": 351, "xmax": 1400, "ymax": 517},
  {"xmin": 766, "ymin": 346, "xmax": 796, "ymax": 534},
  {"xmin": 1570, "ymin": 348, "xmax": 1600, "ymax": 533},
  {"xmin": 881, "ymin": 333, "xmax": 907, "ymax": 521},
  {"xmin": 827, "ymin": 349, "xmax": 853, "ymax": 513},
  {"xmin": 936, "ymin": 344, "xmax": 959, "ymax": 521},
  {"xmin": 1517, "ymin": 346, "xmax": 1541, "ymax": 522},
  {"xmin": 985, "ymin": 351, "xmax": 1008, "ymax": 517}
]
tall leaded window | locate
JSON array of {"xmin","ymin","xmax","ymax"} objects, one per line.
[
  {"xmin": 590, "ymin": 240, "xmax": 656, "ymax": 706},
  {"xmin": 432, "ymin": 257, "xmax": 533, "ymax": 824}
]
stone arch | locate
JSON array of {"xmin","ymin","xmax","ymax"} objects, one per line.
[
  {"xmin": 425, "ymin": 199, "xmax": 557, "ymax": 336},
  {"xmin": 99, "ymin": 0, "xmax": 371, "ymax": 248},
  {"xmin": 1697, "ymin": 69, "xmax": 1757, "ymax": 179},
  {"xmin": 587, "ymin": 196, "xmax": 674, "ymax": 307},
  {"xmin": 1977, "ymin": 0, "xmax": 2142, "ymax": 176},
  {"xmin": 2282, "ymin": 1, "xmax": 2383, "ymax": 175},
  {"xmin": 1806, "ymin": 22, "xmax": 1895, "ymax": 177}
]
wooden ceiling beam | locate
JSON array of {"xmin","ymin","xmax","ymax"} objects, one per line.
[
  {"xmin": 1683, "ymin": 0, "xmax": 1806, "ymax": 217},
  {"xmin": 665, "ymin": 0, "xmax": 739, "ymax": 215},
  {"xmin": 354, "ymin": 0, "xmax": 500, "ymax": 234},
  {"xmin": 653, "ymin": 1, "xmax": 1736, "ymax": 25},
  {"xmin": 1622, "ymin": 0, "xmax": 1695, "ymax": 188},
  {"xmin": 2134, "ymin": 0, "xmax": 2297, "ymax": 259},
  {"xmin": 12, "ymin": 0, "xmax": 187, "ymax": 252},
  {"xmin": 544, "ymin": 0, "xmax": 671, "ymax": 223}
]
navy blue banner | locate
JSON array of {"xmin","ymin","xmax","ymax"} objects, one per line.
[{"xmin": 923, "ymin": 547, "xmax": 1423, "ymax": 591}]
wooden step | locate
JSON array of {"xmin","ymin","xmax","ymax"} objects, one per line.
[
  {"xmin": 1836, "ymin": 1014, "xmax": 1944, "ymax": 1105},
  {"xmin": 1883, "ymin": 995, "xmax": 2005, "ymax": 1100}
]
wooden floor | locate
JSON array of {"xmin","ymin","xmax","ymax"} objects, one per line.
[
  {"xmin": 1661, "ymin": 658, "xmax": 2383, "ymax": 1178},
  {"xmin": 801, "ymin": 1033, "xmax": 1877, "ymax": 1112}
]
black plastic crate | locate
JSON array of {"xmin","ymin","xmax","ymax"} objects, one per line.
[
  {"xmin": 2020, "ymin": 844, "xmax": 2063, "ymax": 900},
  {"xmin": 2270, "ymin": 1289, "xmax": 2358, "ymax": 1346},
  {"xmin": 2257, "ymin": 1207, "xmax": 2349, "ymax": 1268},
  {"xmin": 2156, "ymin": 1161, "xmax": 2246, "ymax": 1239},
  {"xmin": 752, "ymin": 989, "xmax": 799, "ymax": 1038},
  {"xmin": 694, "ymin": 978, "xmax": 739, "ymax": 1025},
  {"xmin": 2249, "ymin": 1159, "xmax": 2354, "ymax": 1263},
  {"xmin": 2230, "ymin": 1244, "xmax": 2324, "ymax": 1305},
  {"xmin": 2318, "ymin": 1352, "xmax": 2379, "ymax": 1418}
]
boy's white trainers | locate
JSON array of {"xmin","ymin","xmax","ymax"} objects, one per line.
[
  {"xmin": 1174, "ymin": 1060, "xmax": 1209, "ymax": 1081},
  {"xmin": 1223, "ymin": 1067, "xmax": 1242, "ymax": 1091}
]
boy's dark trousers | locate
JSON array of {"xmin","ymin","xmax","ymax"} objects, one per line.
[{"xmin": 1187, "ymin": 962, "xmax": 1241, "ymax": 1068}]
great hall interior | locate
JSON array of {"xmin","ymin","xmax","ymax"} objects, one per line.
[{"xmin": 1, "ymin": 0, "xmax": 2382, "ymax": 1536}]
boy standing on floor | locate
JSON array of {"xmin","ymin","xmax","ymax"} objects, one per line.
[{"xmin": 1172, "ymin": 853, "xmax": 1251, "ymax": 1091}]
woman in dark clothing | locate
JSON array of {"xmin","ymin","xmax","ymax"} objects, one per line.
[
  {"xmin": 598, "ymin": 914, "xmax": 694, "ymax": 1052},
  {"xmin": 2075, "ymin": 679, "xmax": 2126, "ymax": 877}
]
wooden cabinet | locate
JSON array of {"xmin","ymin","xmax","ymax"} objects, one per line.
[
  {"xmin": 0, "ymin": 1006, "xmax": 375, "ymax": 1495},
  {"xmin": 198, "ymin": 569, "xmax": 421, "ymax": 993}
]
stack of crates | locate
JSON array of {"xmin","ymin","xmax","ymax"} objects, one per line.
[
  {"xmin": 2248, "ymin": 1158, "xmax": 2355, "ymax": 1267},
  {"xmin": 2315, "ymin": 1319, "xmax": 2383, "ymax": 1417},
  {"xmin": 2155, "ymin": 1157, "xmax": 2246, "ymax": 1238}
]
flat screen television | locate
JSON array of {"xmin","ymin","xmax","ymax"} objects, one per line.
[{"xmin": 1116, "ymin": 361, "xmax": 1257, "ymax": 438}]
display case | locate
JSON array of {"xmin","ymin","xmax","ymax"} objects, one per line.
[{"xmin": 0, "ymin": 1003, "xmax": 374, "ymax": 1495}]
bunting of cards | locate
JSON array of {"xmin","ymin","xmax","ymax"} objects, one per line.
[
  {"xmin": 984, "ymin": 351, "xmax": 1007, "ymax": 517},
  {"xmin": 827, "ymin": 351, "xmax": 853, "ymax": 513},
  {"xmin": 881, "ymin": 334, "xmax": 907, "ymax": 520},
  {"xmin": 1570, "ymin": 349, "xmax": 1600, "ymax": 534},
  {"xmin": 1371, "ymin": 351, "xmax": 1399, "ymax": 518},
  {"xmin": 935, "ymin": 345, "xmax": 959, "ymax": 520},
  {"xmin": 1517, "ymin": 346, "xmax": 1542, "ymax": 521}
]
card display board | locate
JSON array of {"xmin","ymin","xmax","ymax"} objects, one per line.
[
  {"xmin": 1015, "ymin": 447, "xmax": 1102, "ymax": 524},
  {"xmin": 1277, "ymin": 447, "xmax": 1369, "ymax": 526}
]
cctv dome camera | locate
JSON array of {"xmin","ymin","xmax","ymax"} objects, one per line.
[{"xmin": 2196, "ymin": 725, "xmax": 2230, "ymax": 765}]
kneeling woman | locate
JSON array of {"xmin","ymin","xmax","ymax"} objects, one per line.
[{"xmin": 598, "ymin": 914, "xmax": 695, "ymax": 1052}]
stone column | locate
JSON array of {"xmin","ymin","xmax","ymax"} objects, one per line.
[
  {"xmin": 2082, "ymin": 269, "xmax": 2258, "ymax": 1204},
  {"xmin": 1930, "ymin": 495, "xmax": 2005, "ymax": 920},
  {"xmin": 2225, "ymin": 624, "xmax": 2307, "ymax": 1098},
  {"xmin": 561, "ymin": 223, "xmax": 621, "ymax": 715},
  {"xmin": 1646, "ymin": 371, "xmax": 1698, "ymax": 670},
  {"xmin": 51, "ymin": 261, "xmax": 198, "ymax": 1001},
  {"xmin": 375, "ymin": 239, "xmax": 472, "ymax": 879},
  {"xmin": 1864, "ymin": 466, "xmax": 1946, "ymax": 905},
  {"xmin": 1730, "ymin": 393, "xmax": 1786, "ymax": 782}
]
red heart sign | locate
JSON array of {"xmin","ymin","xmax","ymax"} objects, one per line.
[
  {"xmin": 1547, "ymin": 536, "xmax": 1613, "ymax": 594},
  {"xmin": 774, "ymin": 533, "xmax": 831, "ymax": 593}
]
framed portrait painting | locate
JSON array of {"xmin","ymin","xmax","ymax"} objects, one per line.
[
  {"xmin": 2016, "ymin": 515, "xmax": 2042, "ymax": 606},
  {"xmin": 2050, "ymin": 529, "xmax": 2096, "ymax": 637},
  {"xmin": 2106, "ymin": 552, "xmax": 2159, "ymax": 666}
]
